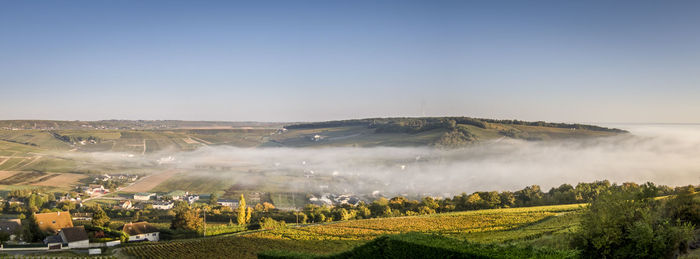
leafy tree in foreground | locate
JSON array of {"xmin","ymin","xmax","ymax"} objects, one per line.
[
  {"xmin": 171, "ymin": 205, "xmax": 202, "ymax": 231},
  {"xmin": 573, "ymin": 191, "xmax": 694, "ymax": 259},
  {"xmin": 665, "ymin": 185, "xmax": 700, "ymax": 226}
]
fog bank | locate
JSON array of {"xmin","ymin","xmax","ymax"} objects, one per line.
[{"xmin": 73, "ymin": 125, "xmax": 700, "ymax": 195}]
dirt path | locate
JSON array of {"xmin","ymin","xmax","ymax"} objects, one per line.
[
  {"xmin": 3, "ymin": 158, "xmax": 28, "ymax": 171},
  {"xmin": 0, "ymin": 171, "xmax": 19, "ymax": 182},
  {"xmin": 190, "ymin": 136, "xmax": 212, "ymax": 145},
  {"xmin": 16, "ymin": 156, "xmax": 42, "ymax": 170}
]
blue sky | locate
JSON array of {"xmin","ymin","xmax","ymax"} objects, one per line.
[{"xmin": 1, "ymin": 1, "xmax": 699, "ymax": 123}]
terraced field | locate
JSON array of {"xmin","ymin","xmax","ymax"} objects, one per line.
[{"xmin": 121, "ymin": 204, "xmax": 583, "ymax": 259}]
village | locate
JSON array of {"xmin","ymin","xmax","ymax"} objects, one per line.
[{"xmin": 0, "ymin": 170, "xmax": 375, "ymax": 256}]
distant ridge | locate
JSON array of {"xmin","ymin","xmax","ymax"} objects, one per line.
[{"xmin": 285, "ymin": 117, "xmax": 627, "ymax": 133}]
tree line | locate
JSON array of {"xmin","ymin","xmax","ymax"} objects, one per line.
[{"xmin": 296, "ymin": 181, "xmax": 684, "ymax": 223}]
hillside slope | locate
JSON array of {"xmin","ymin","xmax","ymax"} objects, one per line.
[{"xmin": 270, "ymin": 117, "xmax": 626, "ymax": 147}]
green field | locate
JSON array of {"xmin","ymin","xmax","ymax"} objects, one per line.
[
  {"xmin": 120, "ymin": 204, "xmax": 583, "ymax": 259},
  {"xmin": 151, "ymin": 172, "xmax": 236, "ymax": 194}
]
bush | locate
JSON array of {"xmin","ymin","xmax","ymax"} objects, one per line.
[
  {"xmin": 83, "ymin": 225, "xmax": 129, "ymax": 243},
  {"xmin": 258, "ymin": 217, "xmax": 287, "ymax": 230},
  {"xmin": 572, "ymin": 192, "xmax": 694, "ymax": 259},
  {"xmin": 664, "ymin": 186, "xmax": 700, "ymax": 226}
]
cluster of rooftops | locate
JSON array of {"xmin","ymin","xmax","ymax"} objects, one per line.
[{"xmin": 0, "ymin": 211, "xmax": 160, "ymax": 249}]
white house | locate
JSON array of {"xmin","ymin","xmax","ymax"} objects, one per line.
[
  {"xmin": 119, "ymin": 200, "xmax": 133, "ymax": 210},
  {"xmin": 58, "ymin": 226, "xmax": 89, "ymax": 248},
  {"xmin": 133, "ymin": 193, "xmax": 155, "ymax": 201},
  {"xmin": 217, "ymin": 199, "xmax": 239, "ymax": 207},
  {"xmin": 186, "ymin": 194, "xmax": 200, "ymax": 204},
  {"xmin": 157, "ymin": 190, "xmax": 188, "ymax": 201},
  {"xmin": 83, "ymin": 185, "xmax": 108, "ymax": 196},
  {"xmin": 152, "ymin": 201, "xmax": 174, "ymax": 210},
  {"xmin": 122, "ymin": 222, "xmax": 159, "ymax": 242}
]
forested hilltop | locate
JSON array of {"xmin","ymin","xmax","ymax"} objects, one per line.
[
  {"xmin": 273, "ymin": 117, "xmax": 627, "ymax": 147},
  {"xmin": 286, "ymin": 117, "xmax": 625, "ymax": 133}
]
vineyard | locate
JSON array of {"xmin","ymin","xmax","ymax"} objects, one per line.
[
  {"xmin": 120, "ymin": 204, "xmax": 583, "ymax": 259},
  {"xmin": 120, "ymin": 235, "xmax": 360, "ymax": 259}
]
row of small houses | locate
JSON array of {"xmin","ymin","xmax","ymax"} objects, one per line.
[
  {"xmin": 0, "ymin": 211, "xmax": 159, "ymax": 251},
  {"xmin": 133, "ymin": 191, "xmax": 199, "ymax": 203}
]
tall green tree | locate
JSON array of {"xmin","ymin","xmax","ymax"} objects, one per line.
[
  {"xmin": 89, "ymin": 204, "xmax": 110, "ymax": 227},
  {"xmin": 21, "ymin": 213, "xmax": 44, "ymax": 242}
]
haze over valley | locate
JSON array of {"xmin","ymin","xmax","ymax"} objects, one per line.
[{"xmin": 0, "ymin": 119, "xmax": 696, "ymax": 201}]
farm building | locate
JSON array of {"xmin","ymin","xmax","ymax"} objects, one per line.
[
  {"xmin": 115, "ymin": 174, "xmax": 139, "ymax": 181},
  {"xmin": 158, "ymin": 190, "xmax": 188, "ymax": 201},
  {"xmin": 122, "ymin": 222, "xmax": 159, "ymax": 242},
  {"xmin": 35, "ymin": 211, "xmax": 73, "ymax": 233},
  {"xmin": 58, "ymin": 194, "xmax": 80, "ymax": 202},
  {"xmin": 186, "ymin": 194, "xmax": 200, "ymax": 204},
  {"xmin": 7, "ymin": 197, "xmax": 23, "ymax": 205},
  {"xmin": 134, "ymin": 192, "xmax": 155, "ymax": 201},
  {"xmin": 0, "ymin": 219, "xmax": 21, "ymax": 241},
  {"xmin": 217, "ymin": 199, "xmax": 239, "ymax": 207},
  {"xmin": 58, "ymin": 226, "xmax": 89, "ymax": 248},
  {"xmin": 152, "ymin": 201, "xmax": 174, "ymax": 210},
  {"xmin": 82, "ymin": 185, "xmax": 108, "ymax": 196},
  {"xmin": 95, "ymin": 174, "xmax": 111, "ymax": 182}
]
